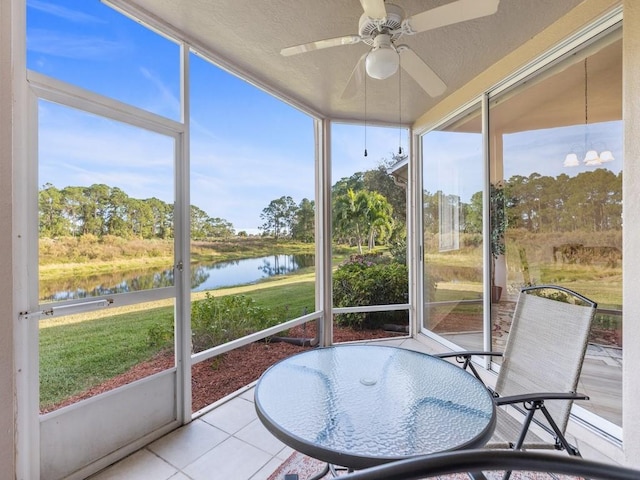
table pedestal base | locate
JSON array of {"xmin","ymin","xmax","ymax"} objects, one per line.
[{"xmin": 285, "ymin": 462, "xmax": 351, "ymax": 480}]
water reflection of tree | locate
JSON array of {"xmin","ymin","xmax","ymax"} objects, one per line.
[
  {"xmin": 42, "ymin": 254, "xmax": 315, "ymax": 301},
  {"xmin": 258, "ymin": 254, "xmax": 314, "ymax": 277},
  {"xmin": 190, "ymin": 266, "xmax": 210, "ymax": 289},
  {"xmin": 210, "ymin": 260, "xmax": 240, "ymax": 270},
  {"xmin": 189, "ymin": 260, "xmax": 243, "ymax": 289},
  {"xmin": 40, "ymin": 267, "xmax": 175, "ymax": 301}
]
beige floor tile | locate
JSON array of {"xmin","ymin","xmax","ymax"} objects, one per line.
[
  {"xmin": 89, "ymin": 449, "xmax": 178, "ymax": 480},
  {"xmin": 148, "ymin": 418, "xmax": 229, "ymax": 468},
  {"xmin": 200, "ymin": 396, "xmax": 257, "ymax": 434},
  {"xmin": 182, "ymin": 436, "xmax": 272, "ymax": 480}
]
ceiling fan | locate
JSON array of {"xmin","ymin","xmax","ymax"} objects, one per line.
[{"xmin": 280, "ymin": 0, "xmax": 500, "ymax": 99}]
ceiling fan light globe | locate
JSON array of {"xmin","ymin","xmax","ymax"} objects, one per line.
[{"xmin": 365, "ymin": 46, "xmax": 399, "ymax": 79}]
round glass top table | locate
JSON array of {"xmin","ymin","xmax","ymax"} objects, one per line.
[{"xmin": 254, "ymin": 344, "xmax": 496, "ymax": 470}]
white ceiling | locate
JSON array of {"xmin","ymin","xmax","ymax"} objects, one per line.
[{"xmin": 112, "ymin": 0, "xmax": 585, "ymax": 125}]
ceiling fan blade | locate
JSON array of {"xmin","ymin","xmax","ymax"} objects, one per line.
[
  {"xmin": 398, "ymin": 46, "xmax": 446, "ymax": 97},
  {"xmin": 360, "ymin": 0, "xmax": 387, "ymax": 20},
  {"xmin": 341, "ymin": 53, "xmax": 368, "ymax": 100},
  {"xmin": 405, "ymin": 0, "xmax": 500, "ymax": 34},
  {"xmin": 281, "ymin": 35, "xmax": 361, "ymax": 56}
]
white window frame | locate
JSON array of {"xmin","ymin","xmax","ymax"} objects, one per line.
[{"xmin": 416, "ymin": 7, "xmax": 623, "ymax": 442}]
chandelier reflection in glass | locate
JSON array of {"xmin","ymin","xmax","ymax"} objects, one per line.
[{"xmin": 563, "ymin": 58, "xmax": 614, "ymax": 167}]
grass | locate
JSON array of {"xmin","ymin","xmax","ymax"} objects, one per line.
[
  {"xmin": 39, "ymin": 235, "xmax": 623, "ymax": 409},
  {"xmin": 39, "ymin": 237, "xmax": 325, "ymax": 405},
  {"xmin": 40, "ymin": 306, "xmax": 175, "ymax": 408},
  {"xmin": 245, "ymin": 279, "xmax": 315, "ymax": 317},
  {"xmin": 39, "ymin": 272, "xmax": 316, "ymax": 409}
]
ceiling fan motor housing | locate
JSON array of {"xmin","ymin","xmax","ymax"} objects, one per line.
[
  {"xmin": 359, "ymin": 3, "xmax": 405, "ymax": 45},
  {"xmin": 280, "ymin": 0, "xmax": 500, "ymax": 98}
]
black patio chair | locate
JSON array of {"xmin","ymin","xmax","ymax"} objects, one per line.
[{"xmin": 343, "ymin": 449, "xmax": 639, "ymax": 480}]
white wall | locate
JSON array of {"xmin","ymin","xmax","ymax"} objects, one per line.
[
  {"xmin": 1, "ymin": 0, "xmax": 18, "ymax": 477},
  {"xmin": 622, "ymin": 0, "xmax": 640, "ymax": 468}
]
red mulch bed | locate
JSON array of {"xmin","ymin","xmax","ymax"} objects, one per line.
[
  {"xmin": 41, "ymin": 309, "xmax": 621, "ymax": 415},
  {"xmin": 42, "ymin": 323, "xmax": 401, "ymax": 414}
]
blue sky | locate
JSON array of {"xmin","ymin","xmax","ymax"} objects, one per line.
[
  {"xmin": 28, "ymin": 1, "xmax": 622, "ymax": 229},
  {"xmin": 422, "ymin": 120, "xmax": 622, "ymax": 203},
  {"xmin": 28, "ymin": 0, "xmax": 407, "ymax": 234}
]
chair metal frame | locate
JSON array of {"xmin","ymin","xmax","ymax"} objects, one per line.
[
  {"xmin": 436, "ymin": 285, "xmax": 597, "ymax": 462},
  {"xmin": 344, "ymin": 449, "xmax": 639, "ymax": 480}
]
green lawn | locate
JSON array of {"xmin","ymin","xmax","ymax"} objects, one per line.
[
  {"xmin": 39, "ymin": 241, "xmax": 622, "ymax": 410},
  {"xmin": 40, "ymin": 306, "xmax": 175, "ymax": 408},
  {"xmin": 39, "ymin": 275, "xmax": 316, "ymax": 409}
]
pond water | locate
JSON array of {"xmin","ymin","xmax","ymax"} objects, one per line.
[
  {"xmin": 40, "ymin": 254, "xmax": 315, "ymax": 302},
  {"xmin": 191, "ymin": 254, "xmax": 314, "ymax": 292}
]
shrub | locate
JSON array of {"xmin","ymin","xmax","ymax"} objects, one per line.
[
  {"xmin": 147, "ymin": 322, "xmax": 174, "ymax": 348},
  {"xmin": 462, "ymin": 233, "xmax": 483, "ymax": 248},
  {"xmin": 190, "ymin": 293, "xmax": 284, "ymax": 351},
  {"xmin": 388, "ymin": 236, "xmax": 407, "ymax": 265},
  {"xmin": 333, "ymin": 253, "xmax": 408, "ymax": 329},
  {"xmin": 146, "ymin": 293, "xmax": 288, "ymax": 352}
]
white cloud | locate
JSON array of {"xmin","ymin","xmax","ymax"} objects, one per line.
[
  {"xmin": 139, "ymin": 67, "xmax": 181, "ymax": 117},
  {"xmin": 189, "ymin": 135, "xmax": 315, "ymax": 229},
  {"xmin": 28, "ymin": 29, "xmax": 127, "ymax": 60},
  {"xmin": 332, "ymin": 124, "xmax": 408, "ymax": 182},
  {"xmin": 28, "ymin": 0, "xmax": 106, "ymax": 24},
  {"xmin": 39, "ymin": 103, "xmax": 174, "ymax": 202}
]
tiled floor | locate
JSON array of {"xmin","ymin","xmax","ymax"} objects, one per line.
[
  {"xmin": 88, "ymin": 334, "xmax": 622, "ymax": 479},
  {"xmin": 89, "ymin": 386, "xmax": 288, "ymax": 480},
  {"xmin": 90, "ymin": 337, "xmax": 432, "ymax": 480}
]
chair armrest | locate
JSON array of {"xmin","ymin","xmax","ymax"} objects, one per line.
[
  {"xmin": 495, "ymin": 391, "xmax": 589, "ymax": 406},
  {"xmin": 434, "ymin": 352, "xmax": 503, "ymax": 385},
  {"xmin": 435, "ymin": 351, "xmax": 503, "ymax": 359}
]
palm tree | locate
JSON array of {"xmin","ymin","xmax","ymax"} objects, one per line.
[
  {"xmin": 364, "ymin": 191, "xmax": 394, "ymax": 250},
  {"xmin": 333, "ymin": 189, "xmax": 394, "ymax": 253}
]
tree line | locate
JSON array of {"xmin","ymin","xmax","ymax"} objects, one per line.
[
  {"xmin": 258, "ymin": 162, "xmax": 407, "ymax": 250},
  {"xmin": 39, "ymin": 183, "xmax": 235, "ymax": 240},
  {"xmin": 40, "ymin": 164, "xmax": 615, "ymax": 245},
  {"xmin": 424, "ymin": 168, "xmax": 622, "ymax": 235},
  {"xmin": 38, "ymin": 157, "xmax": 406, "ymax": 247}
]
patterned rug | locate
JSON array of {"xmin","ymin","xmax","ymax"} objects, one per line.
[{"xmin": 267, "ymin": 451, "xmax": 584, "ymax": 480}]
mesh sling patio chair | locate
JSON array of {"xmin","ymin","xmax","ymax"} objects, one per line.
[
  {"xmin": 344, "ymin": 449, "xmax": 640, "ymax": 480},
  {"xmin": 435, "ymin": 285, "xmax": 597, "ymax": 460}
]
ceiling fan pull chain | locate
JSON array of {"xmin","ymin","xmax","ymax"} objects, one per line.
[
  {"xmin": 398, "ymin": 66, "xmax": 403, "ymax": 155},
  {"xmin": 364, "ymin": 74, "xmax": 368, "ymax": 157}
]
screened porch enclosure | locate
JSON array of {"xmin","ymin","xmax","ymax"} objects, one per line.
[{"xmin": 9, "ymin": 1, "xmax": 633, "ymax": 479}]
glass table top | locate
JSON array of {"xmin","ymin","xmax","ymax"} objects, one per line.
[{"xmin": 255, "ymin": 344, "xmax": 496, "ymax": 469}]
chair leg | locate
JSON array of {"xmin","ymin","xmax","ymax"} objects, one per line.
[
  {"xmin": 513, "ymin": 404, "xmax": 538, "ymax": 450},
  {"xmin": 468, "ymin": 472, "xmax": 488, "ymax": 480},
  {"xmin": 465, "ymin": 359, "xmax": 485, "ymax": 385},
  {"xmin": 540, "ymin": 405, "xmax": 581, "ymax": 456},
  {"xmin": 500, "ymin": 406, "xmax": 539, "ymax": 480}
]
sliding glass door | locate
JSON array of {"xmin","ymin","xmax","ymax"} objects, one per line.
[
  {"xmin": 421, "ymin": 105, "xmax": 485, "ymax": 351},
  {"xmin": 488, "ymin": 35, "xmax": 622, "ymax": 428},
  {"xmin": 421, "ymin": 29, "xmax": 623, "ymax": 434}
]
